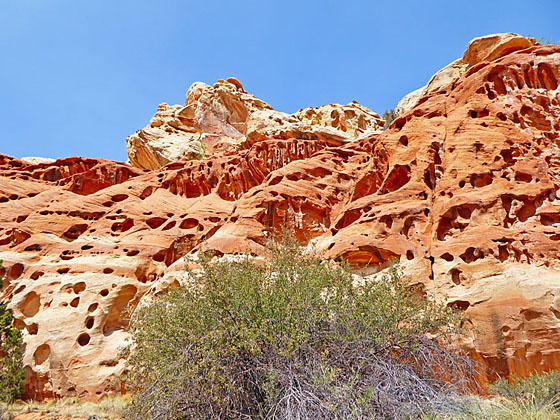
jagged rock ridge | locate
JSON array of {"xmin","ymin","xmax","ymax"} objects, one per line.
[{"xmin": 126, "ymin": 78, "xmax": 385, "ymax": 169}]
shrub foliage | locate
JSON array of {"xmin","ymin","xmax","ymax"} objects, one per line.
[
  {"xmin": 383, "ymin": 108, "xmax": 398, "ymax": 129},
  {"xmin": 0, "ymin": 261, "xmax": 25, "ymax": 403},
  {"xmin": 489, "ymin": 371, "xmax": 560, "ymax": 409},
  {"xmin": 125, "ymin": 235, "xmax": 474, "ymax": 420}
]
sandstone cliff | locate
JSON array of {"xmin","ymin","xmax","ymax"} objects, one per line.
[
  {"xmin": 0, "ymin": 33, "xmax": 559, "ymax": 400},
  {"xmin": 126, "ymin": 78, "xmax": 385, "ymax": 169}
]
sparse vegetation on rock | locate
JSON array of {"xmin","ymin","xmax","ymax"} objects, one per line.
[
  {"xmin": 0, "ymin": 261, "xmax": 25, "ymax": 404},
  {"xmin": 382, "ymin": 108, "xmax": 398, "ymax": 128}
]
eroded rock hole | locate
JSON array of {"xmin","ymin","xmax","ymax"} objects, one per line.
[
  {"xmin": 33, "ymin": 344, "xmax": 50, "ymax": 365},
  {"xmin": 459, "ymin": 247, "xmax": 483, "ymax": 263},
  {"xmin": 146, "ymin": 217, "xmax": 166, "ymax": 229},
  {"xmin": 162, "ymin": 221, "xmax": 176, "ymax": 231},
  {"xmin": 447, "ymin": 300, "xmax": 470, "ymax": 311},
  {"xmin": 30, "ymin": 271, "xmax": 44, "ymax": 280},
  {"xmin": 26, "ymin": 323, "xmax": 38, "ymax": 335},
  {"xmin": 72, "ymin": 282, "xmax": 86, "ymax": 294},
  {"xmin": 77, "ymin": 333, "xmax": 90, "ymax": 346},
  {"xmin": 381, "ymin": 165, "xmax": 411, "ymax": 193},
  {"xmin": 62, "ymin": 224, "xmax": 88, "ymax": 241},
  {"xmin": 441, "ymin": 253, "xmax": 454, "ymax": 262},
  {"xmin": 450, "ymin": 269, "xmax": 461, "ymax": 285},
  {"xmin": 20, "ymin": 291, "xmax": 40, "ymax": 317},
  {"xmin": 180, "ymin": 218, "xmax": 199, "ymax": 229},
  {"xmin": 85, "ymin": 316, "xmax": 94, "ymax": 329},
  {"xmin": 7, "ymin": 263, "xmax": 24, "ymax": 280},
  {"xmin": 111, "ymin": 194, "xmax": 128, "ymax": 202}
]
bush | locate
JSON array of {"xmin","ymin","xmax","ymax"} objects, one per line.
[
  {"xmin": 383, "ymin": 108, "xmax": 398, "ymax": 129},
  {"xmin": 0, "ymin": 261, "xmax": 25, "ymax": 403},
  {"xmin": 125, "ymin": 234, "xmax": 474, "ymax": 420},
  {"xmin": 489, "ymin": 371, "xmax": 560, "ymax": 409},
  {"xmin": 425, "ymin": 372, "xmax": 560, "ymax": 419}
]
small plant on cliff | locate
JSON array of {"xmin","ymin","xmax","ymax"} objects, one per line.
[
  {"xmin": 527, "ymin": 33, "xmax": 560, "ymax": 45},
  {"xmin": 125, "ymin": 234, "xmax": 475, "ymax": 420},
  {"xmin": 383, "ymin": 108, "xmax": 398, "ymax": 129},
  {"xmin": 0, "ymin": 261, "xmax": 25, "ymax": 403}
]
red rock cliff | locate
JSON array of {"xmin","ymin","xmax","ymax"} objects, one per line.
[{"xmin": 0, "ymin": 34, "xmax": 559, "ymax": 399}]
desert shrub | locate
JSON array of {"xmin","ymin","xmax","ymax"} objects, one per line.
[
  {"xmin": 125, "ymin": 234, "xmax": 475, "ymax": 420},
  {"xmin": 489, "ymin": 371, "xmax": 560, "ymax": 410},
  {"xmin": 527, "ymin": 34, "xmax": 560, "ymax": 45},
  {"xmin": 383, "ymin": 108, "xmax": 398, "ymax": 129},
  {"xmin": 0, "ymin": 261, "xmax": 25, "ymax": 403},
  {"xmin": 424, "ymin": 375, "xmax": 560, "ymax": 420}
]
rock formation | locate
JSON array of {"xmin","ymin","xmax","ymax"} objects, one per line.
[
  {"xmin": 0, "ymin": 33, "xmax": 559, "ymax": 400},
  {"xmin": 126, "ymin": 77, "xmax": 384, "ymax": 169},
  {"xmin": 395, "ymin": 33, "xmax": 537, "ymax": 116}
]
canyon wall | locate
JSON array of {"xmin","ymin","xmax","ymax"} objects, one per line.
[{"xmin": 0, "ymin": 34, "xmax": 559, "ymax": 399}]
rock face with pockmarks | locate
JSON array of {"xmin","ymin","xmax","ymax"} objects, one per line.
[
  {"xmin": 0, "ymin": 34, "xmax": 559, "ymax": 400},
  {"xmin": 126, "ymin": 77, "xmax": 384, "ymax": 169},
  {"xmin": 395, "ymin": 33, "xmax": 537, "ymax": 116}
]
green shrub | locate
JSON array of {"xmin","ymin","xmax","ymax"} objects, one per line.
[
  {"xmin": 425, "ymin": 372, "xmax": 560, "ymax": 419},
  {"xmin": 0, "ymin": 261, "xmax": 25, "ymax": 403},
  {"xmin": 382, "ymin": 108, "xmax": 398, "ymax": 129},
  {"xmin": 125, "ymin": 234, "xmax": 474, "ymax": 420},
  {"xmin": 489, "ymin": 371, "xmax": 560, "ymax": 409}
]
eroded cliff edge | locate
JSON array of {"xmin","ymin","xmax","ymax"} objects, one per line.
[{"xmin": 1, "ymin": 33, "xmax": 559, "ymax": 400}]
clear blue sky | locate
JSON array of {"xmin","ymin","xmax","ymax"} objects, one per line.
[{"xmin": 1, "ymin": 0, "xmax": 558, "ymax": 162}]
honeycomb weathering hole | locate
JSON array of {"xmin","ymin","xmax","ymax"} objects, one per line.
[
  {"xmin": 447, "ymin": 300, "xmax": 470, "ymax": 311},
  {"xmin": 85, "ymin": 316, "xmax": 94, "ymax": 329},
  {"xmin": 381, "ymin": 165, "xmax": 411, "ymax": 194},
  {"xmin": 33, "ymin": 344, "xmax": 50, "ymax": 365},
  {"xmin": 162, "ymin": 220, "xmax": 176, "ymax": 230},
  {"xmin": 20, "ymin": 291, "xmax": 40, "ymax": 318},
  {"xmin": 30, "ymin": 271, "xmax": 44, "ymax": 280},
  {"xmin": 146, "ymin": 217, "xmax": 166, "ymax": 229},
  {"xmin": 62, "ymin": 224, "xmax": 88, "ymax": 241},
  {"xmin": 111, "ymin": 194, "xmax": 128, "ymax": 202},
  {"xmin": 441, "ymin": 252, "xmax": 454, "ymax": 262},
  {"xmin": 7, "ymin": 263, "xmax": 24, "ymax": 280},
  {"xmin": 72, "ymin": 282, "xmax": 86, "ymax": 294},
  {"xmin": 111, "ymin": 218, "xmax": 134, "ymax": 232},
  {"xmin": 26, "ymin": 322, "xmax": 38, "ymax": 335},
  {"xmin": 77, "ymin": 333, "xmax": 90, "ymax": 346}
]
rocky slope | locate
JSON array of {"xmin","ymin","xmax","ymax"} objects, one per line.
[{"xmin": 0, "ymin": 33, "xmax": 559, "ymax": 400}]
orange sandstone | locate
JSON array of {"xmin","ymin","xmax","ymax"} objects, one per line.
[{"xmin": 0, "ymin": 34, "xmax": 559, "ymax": 399}]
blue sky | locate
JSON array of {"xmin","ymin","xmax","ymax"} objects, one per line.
[{"xmin": 1, "ymin": 0, "xmax": 558, "ymax": 162}]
